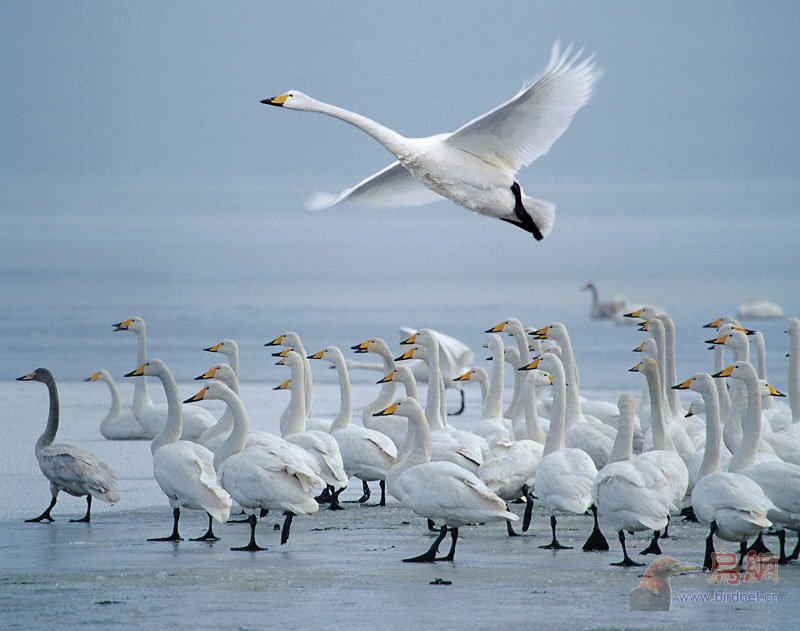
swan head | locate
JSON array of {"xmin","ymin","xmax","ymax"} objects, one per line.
[
  {"xmin": 194, "ymin": 363, "xmax": 237, "ymax": 387},
  {"xmin": 261, "ymin": 90, "xmax": 318, "ymax": 111},
  {"xmin": 623, "ymin": 306, "xmax": 660, "ymax": 321},
  {"xmin": 273, "ymin": 378, "xmax": 291, "ymax": 391},
  {"xmin": 525, "ymin": 369, "xmax": 553, "ymax": 388},
  {"xmin": 672, "ymin": 372, "xmax": 714, "ymax": 394},
  {"xmin": 265, "ymin": 331, "xmax": 301, "ymax": 348},
  {"xmin": 184, "ymin": 379, "xmax": 235, "ymax": 403},
  {"xmin": 633, "ymin": 338, "xmax": 657, "ymax": 357},
  {"xmin": 712, "ymin": 361, "xmax": 761, "ymax": 383},
  {"xmin": 394, "ymin": 345, "xmax": 424, "ymax": 362},
  {"xmin": 113, "ymin": 316, "xmax": 145, "ymax": 334},
  {"xmin": 350, "ymin": 338, "xmax": 384, "ymax": 354},
  {"xmin": 124, "ymin": 357, "xmax": 167, "ymax": 378},
  {"xmin": 203, "ymin": 339, "xmax": 238, "ymax": 356},
  {"xmin": 703, "ymin": 316, "xmax": 739, "ymax": 330},
  {"xmin": 482, "ymin": 333, "xmax": 503, "ymax": 353},
  {"xmin": 373, "ymin": 396, "xmax": 423, "ymax": 418},
  {"xmin": 306, "ymin": 345, "xmax": 343, "ymax": 365},
  {"xmin": 684, "ymin": 399, "xmax": 705, "ymax": 418},
  {"xmin": 617, "ymin": 392, "xmax": 636, "ymax": 418},
  {"xmin": 16, "ymin": 367, "xmax": 52, "ymax": 383},
  {"xmin": 628, "ymin": 357, "xmax": 659, "ymax": 378},
  {"xmin": 502, "ymin": 346, "xmax": 520, "ymax": 366},
  {"xmin": 762, "ymin": 380, "xmax": 787, "ymax": 398},
  {"xmin": 84, "ymin": 369, "xmax": 110, "ymax": 383}
]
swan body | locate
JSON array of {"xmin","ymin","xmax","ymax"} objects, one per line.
[
  {"xmin": 263, "ymin": 44, "xmax": 598, "ymax": 240},
  {"xmin": 86, "ymin": 369, "xmax": 149, "ymax": 440},
  {"xmin": 113, "ymin": 317, "xmax": 215, "ymax": 440},
  {"xmin": 18, "ymin": 369, "xmax": 120, "ymax": 522},
  {"xmin": 736, "ymin": 300, "xmax": 784, "ymax": 320},
  {"xmin": 582, "ymin": 282, "xmax": 626, "ymax": 320}
]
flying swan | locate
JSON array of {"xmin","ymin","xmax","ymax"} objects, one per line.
[{"xmin": 261, "ymin": 43, "xmax": 598, "ymax": 240}]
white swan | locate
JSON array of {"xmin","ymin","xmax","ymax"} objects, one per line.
[
  {"xmin": 485, "ymin": 317, "xmax": 534, "ymax": 420},
  {"xmin": 85, "ymin": 369, "xmax": 149, "ymax": 440},
  {"xmin": 469, "ymin": 334, "xmax": 515, "ymax": 447},
  {"xmin": 581, "ymin": 282, "xmax": 626, "ymax": 320},
  {"xmin": 594, "ymin": 393, "xmax": 674, "ymax": 566},
  {"xmin": 124, "ymin": 359, "xmax": 231, "ymax": 541},
  {"xmin": 309, "ymin": 346, "xmax": 398, "ymax": 506},
  {"xmin": 519, "ymin": 354, "xmax": 608, "ymax": 551},
  {"xmin": 675, "ymin": 369, "xmax": 774, "ymax": 570},
  {"xmin": 112, "ymin": 317, "xmax": 215, "ymax": 440},
  {"xmin": 186, "ymin": 380, "xmax": 322, "ymax": 551},
  {"xmin": 18, "ymin": 368, "xmax": 120, "ymax": 523},
  {"xmin": 736, "ymin": 299, "xmax": 784, "ymax": 320},
  {"xmin": 378, "ymin": 397, "xmax": 517, "ymax": 562},
  {"xmin": 780, "ymin": 318, "xmax": 800, "ymax": 438},
  {"xmin": 262, "ymin": 43, "xmax": 598, "ymax": 240},
  {"xmin": 265, "ymin": 331, "xmax": 316, "ymax": 421},
  {"xmin": 203, "ymin": 338, "xmax": 239, "ymax": 378},
  {"xmin": 195, "ymin": 363, "xmax": 240, "ymax": 448},
  {"xmin": 716, "ymin": 361, "xmax": 800, "ymax": 564},
  {"xmin": 280, "ymin": 350, "xmax": 350, "ymax": 508}
]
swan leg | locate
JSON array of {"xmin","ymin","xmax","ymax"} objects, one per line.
[
  {"xmin": 403, "ymin": 526, "xmax": 448, "ymax": 563},
  {"xmin": 738, "ymin": 541, "xmax": 747, "ymax": 570},
  {"xmin": 227, "ymin": 509, "xmax": 250, "ymax": 524},
  {"xmin": 379, "ymin": 480, "xmax": 387, "ymax": 507},
  {"xmin": 581, "ymin": 505, "xmax": 609, "ymax": 551},
  {"xmin": 681, "ymin": 505, "xmax": 699, "ymax": 522},
  {"xmin": 447, "ymin": 390, "xmax": 466, "ymax": 416},
  {"xmin": 437, "ymin": 527, "xmax": 459, "ymax": 561},
  {"xmin": 149, "ymin": 507, "xmax": 183, "ymax": 541},
  {"xmin": 505, "ymin": 504, "xmax": 520, "ymax": 537},
  {"xmin": 190, "ymin": 513, "xmax": 220, "ymax": 542},
  {"xmin": 703, "ymin": 521, "xmax": 717, "ymax": 571},
  {"xmin": 506, "ymin": 181, "xmax": 544, "ymax": 241},
  {"xmin": 280, "ymin": 512, "xmax": 294, "ymax": 545},
  {"xmin": 789, "ymin": 533, "xmax": 800, "ymax": 561},
  {"xmin": 661, "ymin": 515, "xmax": 671, "ymax": 539},
  {"xmin": 356, "ymin": 480, "xmax": 371, "ymax": 504},
  {"xmin": 231, "ymin": 514, "xmax": 267, "ymax": 552},
  {"xmin": 522, "ymin": 487, "xmax": 535, "ymax": 532},
  {"xmin": 611, "ymin": 530, "xmax": 644, "ymax": 567},
  {"xmin": 70, "ymin": 495, "xmax": 92, "ymax": 523},
  {"xmin": 539, "ymin": 515, "xmax": 572, "ymax": 550},
  {"xmin": 640, "ymin": 530, "xmax": 662, "ymax": 555},
  {"xmin": 427, "ymin": 519, "xmax": 440, "ymax": 532},
  {"xmin": 777, "ymin": 530, "xmax": 788, "ymax": 565},
  {"xmin": 746, "ymin": 531, "xmax": 771, "ymax": 555},
  {"xmin": 328, "ymin": 486, "xmax": 346, "ymax": 511},
  {"xmin": 315, "ymin": 485, "xmax": 333, "ymax": 504},
  {"xmin": 25, "ymin": 495, "xmax": 57, "ymax": 523}
]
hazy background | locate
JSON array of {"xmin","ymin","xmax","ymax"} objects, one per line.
[{"xmin": 1, "ymin": 2, "xmax": 798, "ymax": 383}]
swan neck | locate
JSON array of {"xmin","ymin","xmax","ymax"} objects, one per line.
[
  {"xmin": 36, "ymin": 374, "xmax": 60, "ymax": 455},
  {"xmin": 214, "ymin": 389, "xmax": 250, "ymax": 469},
  {"xmin": 728, "ymin": 368, "xmax": 762, "ymax": 473},
  {"xmin": 789, "ymin": 328, "xmax": 800, "ymax": 421},
  {"xmin": 521, "ymin": 375, "xmax": 546, "ymax": 443},
  {"xmin": 608, "ymin": 408, "xmax": 634, "ymax": 463},
  {"xmin": 103, "ymin": 374, "xmax": 122, "ymax": 421},
  {"xmin": 484, "ymin": 352, "xmax": 504, "ymax": 419},
  {"xmin": 658, "ymin": 316, "xmax": 681, "ymax": 416},
  {"xmin": 313, "ymin": 100, "xmax": 408, "ymax": 158},
  {"xmin": 714, "ymin": 345, "xmax": 732, "ymax": 418},
  {"xmin": 132, "ymin": 327, "xmax": 151, "ymax": 409},
  {"xmin": 645, "ymin": 365, "xmax": 676, "ymax": 452},
  {"xmin": 330, "ymin": 355, "xmax": 353, "ymax": 431},
  {"xmin": 282, "ymin": 362, "xmax": 307, "ymax": 435},
  {"xmin": 543, "ymin": 363, "xmax": 566, "ymax": 456},
  {"xmin": 698, "ymin": 385, "xmax": 722, "ymax": 478},
  {"xmin": 755, "ymin": 333, "xmax": 767, "ymax": 380},
  {"xmin": 150, "ymin": 368, "xmax": 183, "ymax": 453},
  {"xmin": 422, "ymin": 339, "xmax": 444, "ymax": 429}
]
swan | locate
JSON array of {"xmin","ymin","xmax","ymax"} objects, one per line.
[
  {"xmin": 632, "ymin": 337, "xmax": 658, "ymax": 435},
  {"xmin": 18, "ymin": 368, "xmax": 120, "ymax": 523},
  {"xmin": 467, "ymin": 334, "xmax": 515, "ymax": 447},
  {"xmin": 85, "ymin": 369, "xmax": 149, "ymax": 440},
  {"xmin": 780, "ymin": 318, "xmax": 800, "ymax": 439},
  {"xmin": 751, "ymin": 330, "xmax": 792, "ymax": 431},
  {"xmin": 124, "ymin": 359, "xmax": 232, "ymax": 541},
  {"xmin": 186, "ymin": 380, "xmax": 322, "ymax": 551},
  {"xmin": 195, "ymin": 363, "xmax": 240, "ymax": 448},
  {"xmin": 203, "ymin": 339, "xmax": 239, "ymax": 378},
  {"xmin": 309, "ymin": 346, "xmax": 398, "ymax": 506},
  {"xmin": 716, "ymin": 361, "xmax": 800, "ymax": 564},
  {"xmin": 485, "ymin": 317, "xmax": 534, "ymax": 420},
  {"xmin": 377, "ymin": 397, "xmax": 517, "ymax": 562},
  {"xmin": 477, "ymin": 370, "xmax": 549, "ymax": 536},
  {"xmin": 594, "ymin": 393, "xmax": 674, "ymax": 566},
  {"xmin": 736, "ymin": 299, "xmax": 784, "ymax": 320},
  {"xmin": 262, "ymin": 43, "xmax": 598, "ymax": 240},
  {"xmin": 581, "ymin": 282, "xmax": 627, "ymax": 320},
  {"xmin": 265, "ymin": 331, "xmax": 316, "ymax": 422},
  {"xmin": 280, "ymin": 351, "xmax": 349, "ymax": 509},
  {"xmin": 112, "ymin": 317, "xmax": 215, "ymax": 440},
  {"xmin": 519, "ymin": 354, "xmax": 608, "ymax": 552}
]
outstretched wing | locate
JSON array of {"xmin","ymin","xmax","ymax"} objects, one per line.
[
  {"xmin": 445, "ymin": 43, "xmax": 599, "ymax": 173},
  {"xmin": 305, "ymin": 161, "xmax": 443, "ymax": 210}
]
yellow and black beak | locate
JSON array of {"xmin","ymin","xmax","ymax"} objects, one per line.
[
  {"xmin": 308, "ymin": 350, "xmax": 325, "ymax": 360},
  {"xmin": 767, "ymin": 383, "xmax": 787, "ymax": 397},
  {"xmin": 204, "ymin": 342, "xmax": 223, "ymax": 353},
  {"xmin": 275, "ymin": 357, "xmax": 286, "ymax": 366},
  {"xmin": 733, "ymin": 325, "xmax": 756, "ymax": 335},
  {"xmin": 112, "ymin": 318, "xmax": 133, "ymax": 331},
  {"xmin": 351, "ymin": 341, "xmax": 371, "ymax": 354},
  {"xmin": 272, "ymin": 348, "xmax": 291, "ymax": 358},
  {"xmin": 377, "ymin": 370, "xmax": 396, "ymax": 384},
  {"xmin": 273, "ymin": 379, "xmax": 291, "ymax": 391},
  {"xmin": 261, "ymin": 93, "xmax": 289, "ymax": 107},
  {"xmin": 85, "ymin": 371, "xmax": 101, "ymax": 382},
  {"xmin": 638, "ymin": 321, "xmax": 650, "ymax": 332},
  {"xmin": 195, "ymin": 367, "xmax": 218, "ymax": 381},
  {"xmin": 400, "ymin": 332, "xmax": 417, "ymax": 345},
  {"xmin": 624, "ymin": 309, "xmax": 643, "ymax": 319},
  {"xmin": 671, "ymin": 377, "xmax": 693, "ymax": 390},
  {"xmin": 124, "ymin": 364, "xmax": 145, "ymax": 378},
  {"xmin": 394, "ymin": 348, "xmax": 417, "ymax": 361},
  {"xmin": 628, "ymin": 361, "xmax": 643, "ymax": 373},
  {"xmin": 703, "ymin": 318, "xmax": 723, "ymax": 329},
  {"xmin": 544, "ymin": 372, "xmax": 554, "ymax": 385},
  {"xmin": 16, "ymin": 371, "xmax": 37, "ymax": 381},
  {"xmin": 484, "ymin": 322, "xmax": 506, "ymax": 333},
  {"xmin": 712, "ymin": 365, "xmax": 734, "ymax": 378},
  {"xmin": 533, "ymin": 326, "xmax": 549, "ymax": 338},
  {"xmin": 633, "ymin": 342, "xmax": 645, "ymax": 353},
  {"xmin": 453, "ymin": 370, "xmax": 472, "ymax": 382},
  {"xmin": 265, "ymin": 335, "xmax": 285, "ymax": 347},
  {"xmin": 518, "ymin": 357, "xmax": 541, "ymax": 371},
  {"xmin": 373, "ymin": 402, "xmax": 398, "ymax": 417},
  {"xmin": 705, "ymin": 335, "xmax": 729, "ymax": 345},
  {"xmin": 184, "ymin": 387, "xmax": 207, "ymax": 403}
]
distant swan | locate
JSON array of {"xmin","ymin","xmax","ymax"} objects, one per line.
[
  {"xmin": 85, "ymin": 369, "xmax": 149, "ymax": 440},
  {"xmin": 262, "ymin": 43, "xmax": 598, "ymax": 240},
  {"xmin": 18, "ymin": 368, "xmax": 120, "ymax": 523}
]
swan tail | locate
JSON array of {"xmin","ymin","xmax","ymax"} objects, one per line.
[
  {"xmin": 306, "ymin": 192, "xmax": 340, "ymax": 211},
  {"xmin": 90, "ymin": 488, "xmax": 121, "ymax": 504},
  {"xmin": 523, "ymin": 196, "xmax": 555, "ymax": 239}
]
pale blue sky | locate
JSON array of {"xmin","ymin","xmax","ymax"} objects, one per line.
[{"xmin": 2, "ymin": 1, "xmax": 799, "ymax": 183}]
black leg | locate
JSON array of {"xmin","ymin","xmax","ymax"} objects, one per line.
[
  {"xmin": 190, "ymin": 512, "xmax": 220, "ymax": 541},
  {"xmin": 357, "ymin": 480, "xmax": 371, "ymax": 504},
  {"xmin": 232, "ymin": 514, "xmax": 267, "ymax": 552},
  {"xmin": 661, "ymin": 515, "xmax": 671, "ymax": 539},
  {"xmin": 611, "ymin": 530, "xmax": 645, "ymax": 567},
  {"xmin": 703, "ymin": 521, "xmax": 717, "ymax": 571},
  {"xmin": 315, "ymin": 485, "xmax": 333, "ymax": 504},
  {"xmin": 403, "ymin": 526, "xmax": 448, "ymax": 563},
  {"xmin": 379, "ymin": 480, "xmax": 387, "ymax": 507},
  {"xmin": 149, "ymin": 507, "xmax": 183, "ymax": 541},
  {"xmin": 522, "ymin": 488, "xmax": 535, "ymax": 533},
  {"xmin": 640, "ymin": 530, "xmax": 662, "ymax": 555},
  {"xmin": 437, "ymin": 527, "xmax": 459, "ymax": 561},
  {"xmin": 789, "ymin": 532, "xmax": 800, "ymax": 561},
  {"xmin": 427, "ymin": 519, "xmax": 439, "ymax": 532},
  {"xmin": 738, "ymin": 540, "xmax": 747, "ymax": 570},
  {"xmin": 328, "ymin": 486, "xmax": 346, "ymax": 511},
  {"xmin": 506, "ymin": 504, "xmax": 519, "ymax": 537},
  {"xmin": 777, "ymin": 530, "xmax": 788, "ymax": 565},
  {"xmin": 509, "ymin": 181, "xmax": 544, "ymax": 241},
  {"xmin": 746, "ymin": 531, "xmax": 771, "ymax": 555},
  {"xmin": 26, "ymin": 495, "xmax": 58, "ymax": 523},
  {"xmin": 539, "ymin": 515, "xmax": 572, "ymax": 550},
  {"xmin": 448, "ymin": 390, "xmax": 466, "ymax": 416},
  {"xmin": 582, "ymin": 505, "xmax": 609, "ymax": 551},
  {"xmin": 681, "ymin": 505, "xmax": 699, "ymax": 522},
  {"xmin": 280, "ymin": 512, "xmax": 294, "ymax": 545},
  {"xmin": 228, "ymin": 509, "xmax": 250, "ymax": 524},
  {"xmin": 70, "ymin": 495, "xmax": 92, "ymax": 523}
]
